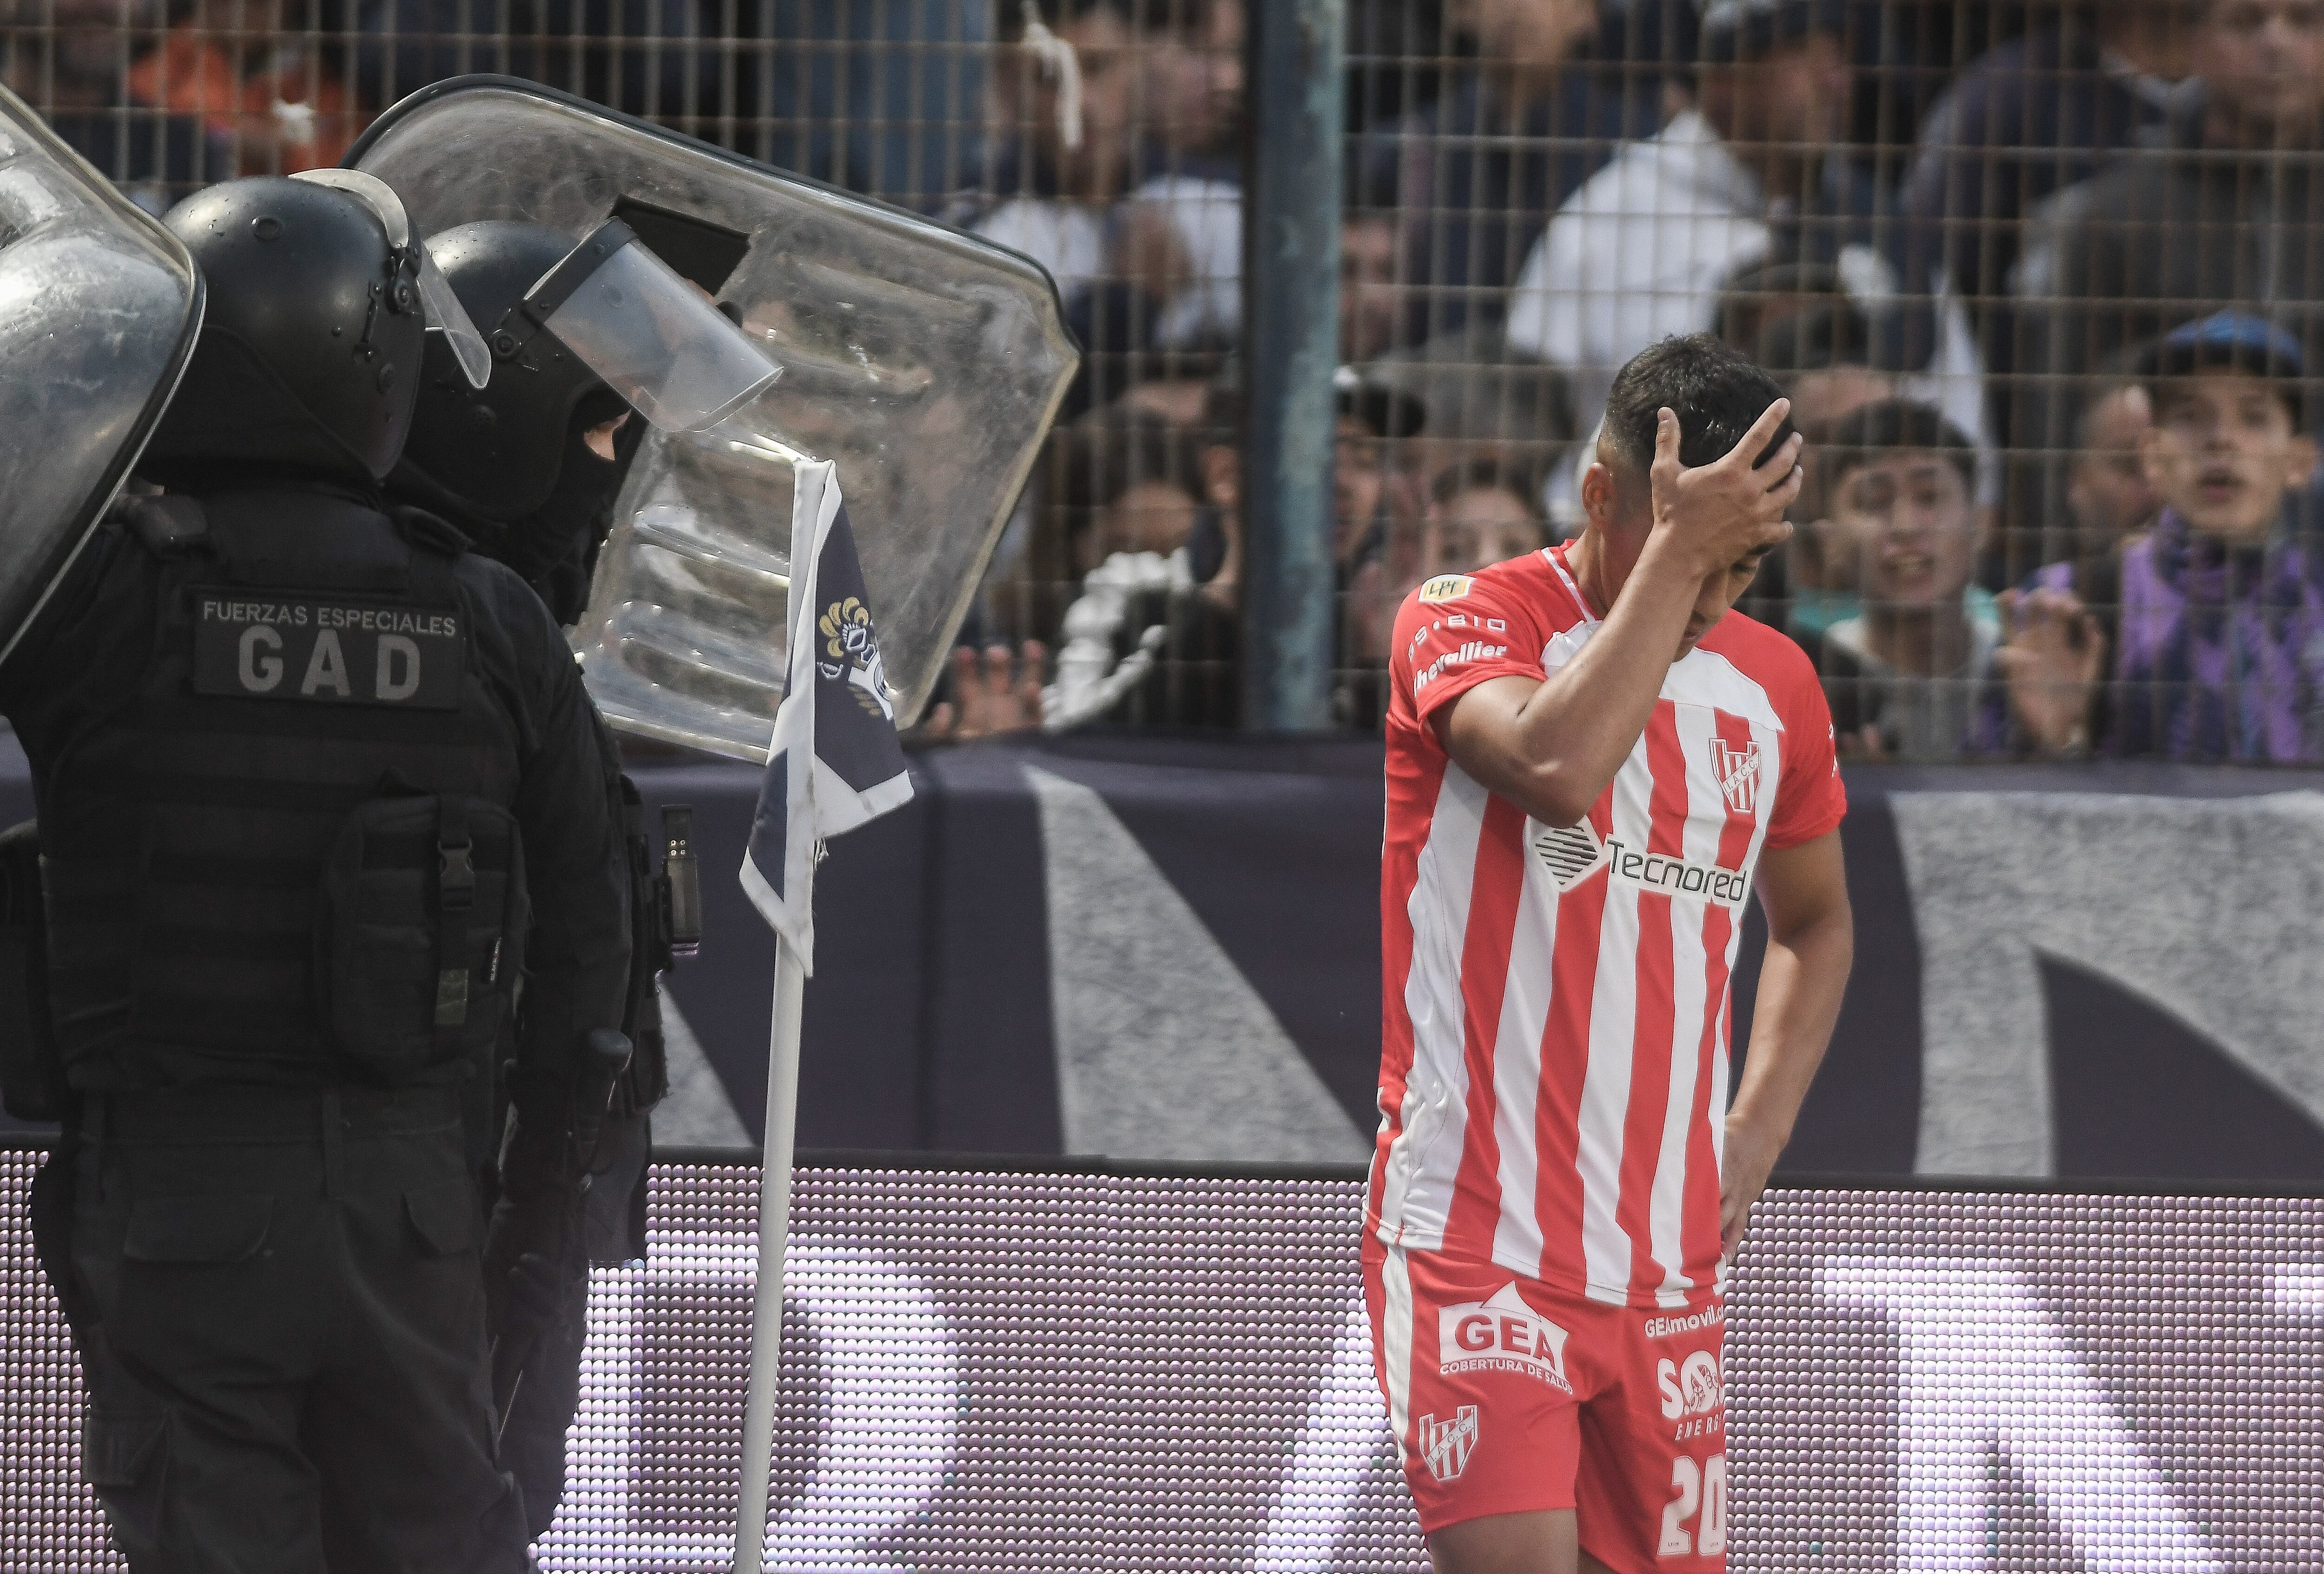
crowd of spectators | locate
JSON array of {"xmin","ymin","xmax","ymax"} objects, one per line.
[{"xmin": 10, "ymin": 0, "xmax": 2324, "ymax": 761}]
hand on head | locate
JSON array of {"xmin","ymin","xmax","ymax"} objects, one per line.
[{"xmin": 1647, "ymin": 397, "xmax": 1803, "ymax": 578}]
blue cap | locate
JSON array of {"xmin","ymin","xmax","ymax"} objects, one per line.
[
  {"xmin": 2139, "ymin": 312, "xmax": 2307, "ymax": 424},
  {"xmin": 2146, "ymin": 311, "xmax": 2305, "ymax": 379}
]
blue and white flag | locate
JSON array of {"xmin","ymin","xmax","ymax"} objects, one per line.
[{"xmin": 739, "ymin": 458, "xmax": 913, "ymax": 972}]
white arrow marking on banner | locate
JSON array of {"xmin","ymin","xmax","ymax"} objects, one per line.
[
  {"xmin": 546, "ymin": 1234, "xmax": 959, "ymax": 1571},
  {"xmin": 1246, "ymin": 1298, "xmax": 1391, "ymax": 1573},
  {"xmin": 1819, "ymin": 1257, "xmax": 2223, "ymax": 1574}
]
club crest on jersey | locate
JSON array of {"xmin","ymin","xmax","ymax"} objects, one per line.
[
  {"xmin": 1418, "ymin": 574, "xmax": 1473, "ymax": 603},
  {"xmin": 1417, "ymin": 1406, "xmax": 1480, "ymax": 1482},
  {"xmin": 1708, "ymin": 738, "xmax": 1761, "ymax": 815},
  {"xmin": 1439, "ymin": 1284, "xmax": 1573, "ymax": 1393}
]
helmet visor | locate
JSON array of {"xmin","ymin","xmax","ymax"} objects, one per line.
[
  {"xmin": 527, "ymin": 221, "xmax": 781, "ymax": 433},
  {"xmin": 291, "ymin": 167, "xmax": 492, "ymax": 390}
]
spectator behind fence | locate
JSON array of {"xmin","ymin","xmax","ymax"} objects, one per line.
[
  {"xmin": 1715, "ymin": 258, "xmax": 1843, "ymax": 362},
  {"xmin": 1366, "ymin": 131, "xmax": 1576, "ymax": 474},
  {"xmin": 959, "ymin": 0, "xmax": 1244, "ymax": 415},
  {"xmin": 1114, "ymin": 0, "xmax": 1245, "ymax": 352},
  {"xmin": 1143, "ymin": 0, "xmax": 1242, "ymax": 164},
  {"xmin": 2029, "ymin": 0, "xmax": 2324, "ymax": 435},
  {"xmin": 126, "ymin": 0, "xmax": 358, "ymax": 172},
  {"xmin": 745, "ymin": 0, "xmax": 989, "ymax": 203},
  {"xmin": 1725, "ymin": 256, "xmax": 1994, "ymax": 475},
  {"xmin": 1996, "ymin": 313, "xmax": 2324, "ymax": 761},
  {"xmin": 1043, "ymin": 364, "xmax": 1426, "ymax": 731},
  {"xmin": 351, "ymin": 0, "xmax": 703, "ymax": 122},
  {"xmin": 1422, "ymin": 456, "xmax": 1552, "ymax": 577},
  {"xmin": 1342, "ymin": 181, "xmax": 1403, "ymax": 366},
  {"xmin": 4, "ymin": 0, "xmax": 223, "ymax": 211},
  {"xmin": 1056, "ymin": 405, "xmax": 1208, "ymax": 574},
  {"xmin": 1503, "ymin": 0, "xmax": 1897, "ymax": 432},
  {"xmin": 1747, "ymin": 295, "xmax": 1896, "ymax": 431},
  {"xmin": 930, "ymin": 406, "xmax": 1205, "ymax": 741},
  {"xmin": 991, "ymin": 404, "xmax": 1206, "ymax": 643},
  {"xmin": 1740, "ymin": 300, "xmax": 1901, "ymax": 636},
  {"xmin": 1903, "ymin": 1, "xmax": 2198, "ymax": 342},
  {"xmin": 1357, "ymin": 0, "xmax": 1662, "ymax": 348},
  {"xmin": 2056, "ymin": 370, "xmax": 2163, "ymax": 568},
  {"xmin": 1800, "ymin": 400, "xmax": 1999, "ymax": 760}
]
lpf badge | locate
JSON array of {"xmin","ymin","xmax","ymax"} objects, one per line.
[{"xmin": 1417, "ymin": 1405, "xmax": 1479, "ymax": 1483}]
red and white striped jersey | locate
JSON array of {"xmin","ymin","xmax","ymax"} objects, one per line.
[{"xmin": 1371, "ymin": 545, "xmax": 1845, "ymax": 1309}]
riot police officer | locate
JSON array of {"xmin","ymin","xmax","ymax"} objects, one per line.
[
  {"xmin": 0, "ymin": 174, "xmax": 629, "ymax": 1570},
  {"xmin": 392, "ymin": 217, "xmax": 681, "ymax": 1542}
]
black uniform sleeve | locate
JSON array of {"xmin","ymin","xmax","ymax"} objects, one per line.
[
  {"xmin": 0, "ymin": 526, "xmax": 135, "ymax": 720},
  {"xmin": 480, "ymin": 564, "xmax": 632, "ymax": 1086}
]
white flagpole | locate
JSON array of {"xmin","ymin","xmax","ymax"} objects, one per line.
[{"xmin": 734, "ymin": 936, "xmax": 809, "ymax": 1573}]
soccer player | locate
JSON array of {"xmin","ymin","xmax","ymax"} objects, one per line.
[{"xmin": 1367, "ymin": 335, "xmax": 1855, "ymax": 1574}]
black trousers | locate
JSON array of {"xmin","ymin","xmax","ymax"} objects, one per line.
[
  {"xmin": 496, "ymin": 1110, "xmax": 650, "ymax": 1541},
  {"xmin": 65, "ymin": 1083, "xmax": 531, "ymax": 1574}
]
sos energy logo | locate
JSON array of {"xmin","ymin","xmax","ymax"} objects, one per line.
[{"xmin": 1658, "ymin": 1349, "xmax": 1724, "ymax": 1439}]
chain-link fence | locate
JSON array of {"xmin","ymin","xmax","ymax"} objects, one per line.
[{"xmin": 9, "ymin": 0, "xmax": 2324, "ymax": 759}]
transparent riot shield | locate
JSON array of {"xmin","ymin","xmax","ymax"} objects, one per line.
[
  {"xmin": 349, "ymin": 76, "xmax": 1079, "ymax": 759},
  {"xmin": 0, "ymin": 84, "xmax": 204, "ymax": 668}
]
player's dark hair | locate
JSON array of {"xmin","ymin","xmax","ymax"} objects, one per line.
[{"xmin": 1600, "ymin": 333, "xmax": 1797, "ymax": 488}]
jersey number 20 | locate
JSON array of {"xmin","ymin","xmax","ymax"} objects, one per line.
[{"xmin": 1658, "ymin": 1454, "xmax": 1727, "ymax": 1559}]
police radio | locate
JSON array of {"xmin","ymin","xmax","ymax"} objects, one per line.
[
  {"xmin": 611, "ymin": 782, "xmax": 696, "ymax": 1117},
  {"xmin": 661, "ymin": 806, "xmax": 700, "ymax": 960}
]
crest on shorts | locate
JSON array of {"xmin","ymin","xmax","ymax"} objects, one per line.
[
  {"xmin": 1417, "ymin": 1405, "xmax": 1480, "ymax": 1483},
  {"xmin": 1708, "ymin": 737, "xmax": 1761, "ymax": 816}
]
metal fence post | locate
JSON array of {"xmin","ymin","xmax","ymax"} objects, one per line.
[{"xmin": 1239, "ymin": 0, "xmax": 1345, "ymax": 733}]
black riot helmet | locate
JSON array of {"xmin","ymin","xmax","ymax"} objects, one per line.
[
  {"xmin": 143, "ymin": 175, "xmax": 484, "ymax": 484},
  {"xmin": 395, "ymin": 220, "xmax": 631, "ymax": 523}
]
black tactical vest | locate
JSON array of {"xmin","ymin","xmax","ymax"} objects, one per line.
[{"xmin": 37, "ymin": 488, "xmax": 527, "ymax": 1091}]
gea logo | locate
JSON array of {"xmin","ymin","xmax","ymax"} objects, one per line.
[
  {"xmin": 1439, "ymin": 1284, "xmax": 1572, "ymax": 1393},
  {"xmin": 1658, "ymin": 1349, "xmax": 1723, "ymax": 1419}
]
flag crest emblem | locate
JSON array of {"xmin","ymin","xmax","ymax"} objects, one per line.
[{"xmin": 818, "ymin": 594, "xmax": 894, "ymax": 721}]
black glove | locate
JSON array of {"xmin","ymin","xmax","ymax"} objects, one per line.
[{"xmin": 484, "ymin": 1193, "xmax": 573, "ymax": 1347}]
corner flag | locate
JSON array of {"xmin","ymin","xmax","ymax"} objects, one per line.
[
  {"xmin": 738, "ymin": 457, "xmax": 913, "ymax": 973},
  {"xmin": 730, "ymin": 456, "xmax": 915, "ymax": 1573}
]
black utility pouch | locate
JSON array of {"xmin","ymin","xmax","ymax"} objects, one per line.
[
  {"xmin": 316, "ymin": 794, "xmax": 528, "ymax": 1084},
  {"xmin": 0, "ymin": 820, "xmax": 67, "ymax": 1120}
]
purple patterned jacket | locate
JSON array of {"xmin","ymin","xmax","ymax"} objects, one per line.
[{"xmin": 2020, "ymin": 510, "xmax": 2324, "ymax": 761}]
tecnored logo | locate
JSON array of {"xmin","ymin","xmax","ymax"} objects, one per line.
[{"xmin": 1605, "ymin": 838, "xmax": 1752, "ymax": 908}]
